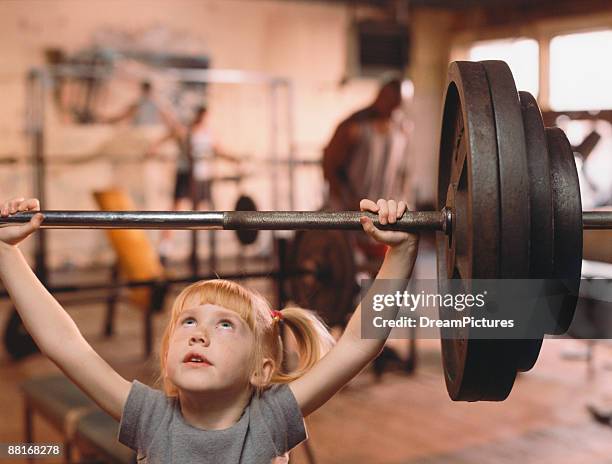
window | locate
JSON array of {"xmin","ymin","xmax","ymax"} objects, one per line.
[
  {"xmin": 468, "ymin": 38, "xmax": 539, "ymax": 97},
  {"xmin": 549, "ymin": 30, "xmax": 612, "ymax": 110}
]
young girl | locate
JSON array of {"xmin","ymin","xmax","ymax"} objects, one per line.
[{"xmin": 0, "ymin": 197, "xmax": 418, "ymax": 463}]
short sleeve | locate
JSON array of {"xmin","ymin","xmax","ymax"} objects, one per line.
[
  {"xmin": 118, "ymin": 381, "xmax": 170, "ymax": 451},
  {"xmin": 256, "ymin": 384, "xmax": 307, "ymax": 453}
]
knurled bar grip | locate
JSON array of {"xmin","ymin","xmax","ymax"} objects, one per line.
[{"xmin": 0, "ymin": 209, "xmax": 451, "ymax": 233}]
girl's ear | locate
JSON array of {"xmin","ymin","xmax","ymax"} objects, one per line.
[{"xmin": 250, "ymin": 358, "xmax": 275, "ymax": 387}]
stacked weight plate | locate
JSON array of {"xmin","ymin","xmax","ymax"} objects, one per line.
[
  {"xmin": 436, "ymin": 60, "xmax": 583, "ymax": 401},
  {"xmin": 436, "ymin": 61, "xmax": 510, "ymax": 402},
  {"xmin": 547, "ymin": 128, "xmax": 583, "ymax": 334},
  {"xmin": 516, "ymin": 90, "xmax": 552, "ymax": 371}
]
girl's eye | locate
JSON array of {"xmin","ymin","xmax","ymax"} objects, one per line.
[
  {"xmin": 182, "ymin": 317, "xmax": 196, "ymax": 327},
  {"xmin": 217, "ymin": 320, "xmax": 234, "ymax": 330}
]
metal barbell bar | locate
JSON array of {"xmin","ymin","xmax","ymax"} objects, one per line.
[
  {"xmin": 0, "ymin": 208, "xmax": 451, "ymax": 232},
  {"xmin": 1, "ymin": 208, "xmax": 611, "ymax": 232},
  {"xmin": 582, "ymin": 211, "xmax": 612, "ymax": 229}
]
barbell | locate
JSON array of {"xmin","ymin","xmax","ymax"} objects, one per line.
[
  {"xmin": 3, "ymin": 60, "xmax": 612, "ymax": 402},
  {"xmin": 3, "ymin": 208, "xmax": 608, "ymax": 232}
]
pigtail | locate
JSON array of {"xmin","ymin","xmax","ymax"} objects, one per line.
[{"xmin": 271, "ymin": 307, "xmax": 335, "ymax": 384}]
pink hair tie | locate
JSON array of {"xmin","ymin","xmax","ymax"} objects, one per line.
[{"xmin": 271, "ymin": 310, "xmax": 283, "ymax": 323}]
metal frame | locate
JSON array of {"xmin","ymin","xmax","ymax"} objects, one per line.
[{"xmin": 25, "ymin": 63, "xmax": 297, "ymax": 282}]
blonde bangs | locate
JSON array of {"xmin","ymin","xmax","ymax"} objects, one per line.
[{"xmin": 186, "ymin": 281, "xmax": 259, "ymax": 325}]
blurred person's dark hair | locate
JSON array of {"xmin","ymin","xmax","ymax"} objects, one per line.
[
  {"xmin": 192, "ymin": 105, "xmax": 208, "ymax": 125},
  {"xmin": 140, "ymin": 80, "xmax": 152, "ymax": 94},
  {"xmin": 373, "ymin": 76, "xmax": 402, "ymax": 118}
]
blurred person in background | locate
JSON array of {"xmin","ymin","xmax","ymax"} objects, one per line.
[
  {"xmin": 323, "ymin": 78, "xmax": 410, "ymax": 212},
  {"xmin": 98, "ymin": 80, "xmax": 161, "ymax": 126},
  {"xmin": 147, "ymin": 104, "xmax": 240, "ymax": 259},
  {"xmin": 323, "ymin": 77, "xmax": 412, "ymax": 266}
]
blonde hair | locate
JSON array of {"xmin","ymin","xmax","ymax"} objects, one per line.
[{"xmin": 159, "ymin": 279, "xmax": 335, "ymax": 396}]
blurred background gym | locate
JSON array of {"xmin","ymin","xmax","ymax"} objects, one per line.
[{"xmin": 2, "ymin": 0, "xmax": 612, "ymax": 462}]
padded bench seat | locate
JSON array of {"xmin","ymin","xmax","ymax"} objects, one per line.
[
  {"xmin": 21, "ymin": 375, "xmax": 135, "ymax": 464},
  {"xmin": 77, "ymin": 410, "xmax": 135, "ymax": 464}
]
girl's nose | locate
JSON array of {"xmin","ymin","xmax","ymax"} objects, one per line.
[{"xmin": 189, "ymin": 330, "xmax": 209, "ymax": 346}]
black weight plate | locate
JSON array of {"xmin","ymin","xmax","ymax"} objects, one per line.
[
  {"xmin": 547, "ymin": 127, "xmax": 583, "ymax": 334},
  {"xmin": 234, "ymin": 195, "xmax": 258, "ymax": 245},
  {"xmin": 516, "ymin": 91, "xmax": 552, "ymax": 371},
  {"xmin": 437, "ymin": 61, "xmax": 518, "ymax": 401},
  {"xmin": 482, "ymin": 61, "xmax": 532, "ymax": 383},
  {"xmin": 290, "ymin": 229, "xmax": 356, "ymax": 327}
]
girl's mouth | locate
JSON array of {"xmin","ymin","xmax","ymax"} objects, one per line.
[{"xmin": 183, "ymin": 352, "xmax": 212, "ymax": 366}]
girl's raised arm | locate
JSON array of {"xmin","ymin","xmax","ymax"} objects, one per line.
[
  {"xmin": 290, "ymin": 199, "xmax": 419, "ymax": 417},
  {"xmin": 0, "ymin": 198, "xmax": 131, "ymax": 420}
]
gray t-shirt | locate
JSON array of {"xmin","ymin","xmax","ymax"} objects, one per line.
[{"xmin": 118, "ymin": 381, "xmax": 306, "ymax": 463}]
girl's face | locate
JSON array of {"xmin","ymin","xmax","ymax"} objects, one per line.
[{"xmin": 165, "ymin": 302, "xmax": 256, "ymax": 394}]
